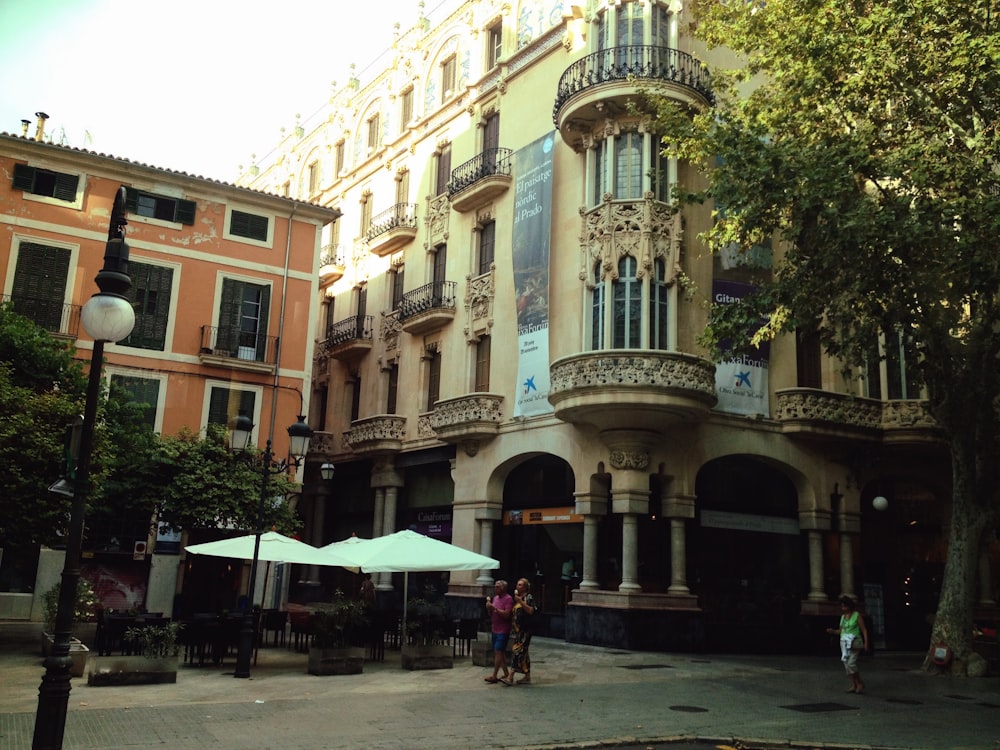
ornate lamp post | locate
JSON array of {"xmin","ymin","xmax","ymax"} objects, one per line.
[
  {"xmin": 228, "ymin": 412, "xmax": 312, "ymax": 679},
  {"xmin": 33, "ymin": 187, "xmax": 135, "ymax": 750}
]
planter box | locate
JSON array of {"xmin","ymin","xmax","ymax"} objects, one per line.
[
  {"xmin": 472, "ymin": 641, "xmax": 511, "ymax": 668},
  {"xmin": 88, "ymin": 655, "xmax": 178, "ymax": 686},
  {"xmin": 401, "ymin": 644, "xmax": 453, "ymax": 671},
  {"xmin": 308, "ymin": 646, "xmax": 365, "ymax": 675},
  {"xmin": 40, "ymin": 634, "xmax": 90, "ymax": 678}
]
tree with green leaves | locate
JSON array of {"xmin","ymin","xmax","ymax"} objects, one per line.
[{"xmin": 646, "ymin": 0, "xmax": 999, "ymax": 674}]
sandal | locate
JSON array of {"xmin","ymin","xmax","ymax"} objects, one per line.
[
  {"xmin": 499, "ymin": 677, "xmax": 513, "ymax": 686},
  {"xmin": 517, "ymin": 677, "xmax": 531, "ymax": 685},
  {"xmin": 484, "ymin": 676, "xmax": 498, "ymax": 683}
]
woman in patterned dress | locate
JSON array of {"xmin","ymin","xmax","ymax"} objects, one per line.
[{"xmin": 502, "ymin": 577, "xmax": 536, "ymax": 685}]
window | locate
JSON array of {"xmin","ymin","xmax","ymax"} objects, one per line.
[
  {"xmin": 386, "ymin": 364, "xmax": 399, "ymax": 414},
  {"xmin": 483, "ymin": 112, "xmax": 500, "ymax": 153},
  {"xmin": 308, "ymin": 162, "xmax": 320, "ymax": 194},
  {"xmin": 10, "ymin": 241, "xmax": 70, "ymax": 332},
  {"xmin": 334, "ymin": 141, "xmax": 345, "ymax": 175},
  {"xmin": 395, "ymin": 170, "xmax": 410, "ymax": 205},
  {"xmin": 110, "ymin": 373, "xmax": 161, "ymax": 431},
  {"xmin": 217, "ymin": 278, "xmax": 270, "ymax": 361},
  {"xmin": 649, "ymin": 258, "xmax": 669, "ymax": 349},
  {"xmin": 591, "ymin": 261, "xmax": 604, "ymax": 350},
  {"xmin": 350, "ymin": 374, "xmax": 362, "ymax": 422},
  {"xmin": 229, "ymin": 210, "xmax": 269, "ymax": 242},
  {"xmin": 367, "ymin": 113, "xmax": 381, "ymax": 151},
  {"xmin": 400, "ymin": 88, "xmax": 414, "ymax": 127},
  {"xmin": 125, "ymin": 187, "xmax": 196, "ymax": 224},
  {"xmin": 282, "ymin": 181, "xmax": 291, "ymax": 197},
  {"xmin": 487, "ymin": 22, "xmax": 503, "ymax": 69},
  {"xmin": 360, "ymin": 194, "xmax": 373, "ymax": 236},
  {"xmin": 391, "ymin": 267, "xmax": 405, "ymax": 310},
  {"xmin": 885, "ymin": 329, "xmax": 920, "ymax": 399},
  {"xmin": 649, "ymin": 137, "xmax": 671, "ymax": 202},
  {"xmin": 435, "ymin": 144, "xmax": 452, "ymax": 196},
  {"xmin": 441, "ymin": 56, "xmax": 457, "ymax": 102},
  {"xmin": 612, "ymin": 256, "xmax": 641, "ymax": 348},
  {"xmin": 475, "ymin": 335, "xmax": 491, "ymax": 391},
  {"xmin": 796, "ymin": 329, "xmax": 822, "ymax": 389},
  {"xmin": 615, "ymin": 131, "xmax": 643, "ymax": 199},
  {"xmin": 433, "ymin": 244, "xmax": 447, "ymax": 288},
  {"xmin": 477, "ymin": 221, "xmax": 495, "ymax": 275},
  {"xmin": 426, "ymin": 348, "xmax": 442, "ymax": 410},
  {"xmin": 207, "ymin": 385, "xmax": 256, "ymax": 431},
  {"xmin": 12, "ymin": 163, "xmax": 79, "ymax": 202},
  {"xmin": 122, "ymin": 260, "xmax": 173, "ymax": 351}
]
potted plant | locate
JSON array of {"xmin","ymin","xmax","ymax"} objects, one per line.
[
  {"xmin": 307, "ymin": 590, "xmax": 369, "ymax": 676},
  {"xmin": 40, "ymin": 579, "xmax": 98, "ymax": 677},
  {"xmin": 401, "ymin": 595, "xmax": 453, "ymax": 671},
  {"xmin": 88, "ymin": 621, "xmax": 182, "ymax": 686}
]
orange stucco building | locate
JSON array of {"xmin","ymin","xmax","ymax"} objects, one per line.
[{"xmin": 0, "ymin": 126, "xmax": 338, "ymax": 619}]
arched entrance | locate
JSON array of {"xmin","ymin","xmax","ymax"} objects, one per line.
[
  {"xmin": 692, "ymin": 456, "xmax": 808, "ymax": 652},
  {"xmin": 493, "ymin": 455, "xmax": 578, "ymax": 635}
]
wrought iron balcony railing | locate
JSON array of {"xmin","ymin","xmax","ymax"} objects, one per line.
[
  {"xmin": 553, "ymin": 45, "xmax": 714, "ymax": 124},
  {"xmin": 447, "ymin": 148, "xmax": 513, "ymax": 197},
  {"xmin": 398, "ymin": 281, "xmax": 457, "ymax": 322},
  {"xmin": 325, "ymin": 314, "xmax": 374, "ymax": 347},
  {"xmin": 3, "ymin": 293, "xmax": 81, "ymax": 338},
  {"xmin": 319, "ymin": 244, "xmax": 346, "ymax": 268},
  {"xmin": 200, "ymin": 325, "xmax": 278, "ymax": 364},
  {"xmin": 366, "ymin": 203, "xmax": 417, "ymax": 243}
]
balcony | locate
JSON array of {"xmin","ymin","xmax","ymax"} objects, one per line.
[
  {"xmin": 320, "ymin": 314, "xmax": 374, "ymax": 361},
  {"xmin": 366, "ymin": 203, "xmax": 418, "ymax": 257},
  {"xmin": 775, "ymin": 388, "xmax": 940, "ymax": 445},
  {"xmin": 553, "ymin": 46, "xmax": 713, "ymax": 151},
  {"xmin": 319, "ymin": 245, "xmax": 346, "ymax": 289},
  {"xmin": 428, "ymin": 393, "xmax": 504, "ymax": 455},
  {"xmin": 199, "ymin": 325, "xmax": 277, "ymax": 373},
  {"xmin": 3, "ymin": 293, "xmax": 80, "ymax": 339},
  {"xmin": 344, "ymin": 415, "xmax": 406, "ymax": 456},
  {"xmin": 447, "ymin": 148, "xmax": 513, "ymax": 213},
  {"xmin": 549, "ymin": 350, "xmax": 717, "ymax": 433},
  {"xmin": 398, "ymin": 280, "xmax": 457, "ymax": 335}
]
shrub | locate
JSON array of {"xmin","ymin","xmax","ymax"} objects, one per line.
[{"xmin": 42, "ymin": 578, "xmax": 99, "ymax": 632}]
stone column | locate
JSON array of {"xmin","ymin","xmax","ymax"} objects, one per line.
[
  {"xmin": 663, "ymin": 494, "xmax": 695, "ymax": 595},
  {"xmin": 574, "ymin": 489, "xmax": 608, "ymax": 590},
  {"xmin": 620, "ymin": 513, "xmax": 641, "ymax": 591},
  {"xmin": 371, "ymin": 458, "xmax": 403, "ymax": 591},
  {"xmin": 807, "ymin": 530, "xmax": 826, "ymax": 601},
  {"xmin": 477, "ymin": 517, "xmax": 496, "ymax": 586},
  {"xmin": 838, "ymin": 508, "xmax": 860, "ymax": 600}
]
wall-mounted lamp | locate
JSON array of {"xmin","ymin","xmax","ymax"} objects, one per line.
[
  {"xmin": 320, "ymin": 463, "xmax": 336, "ymax": 481},
  {"xmin": 872, "ymin": 495, "xmax": 889, "ymax": 511}
]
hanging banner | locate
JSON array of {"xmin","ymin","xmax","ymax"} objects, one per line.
[
  {"xmin": 512, "ymin": 132, "xmax": 556, "ymax": 417},
  {"xmin": 713, "ymin": 280, "xmax": 770, "ymax": 416}
]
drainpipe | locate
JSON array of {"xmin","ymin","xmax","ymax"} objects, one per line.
[{"xmin": 269, "ymin": 202, "xmax": 299, "ymax": 442}]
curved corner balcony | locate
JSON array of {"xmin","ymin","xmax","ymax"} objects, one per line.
[
  {"xmin": 553, "ymin": 46, "xmax": 713, "ymax": 151},
  {"xmin": 366, "ymin": 203, "xmax": 418, "ymax": 257},
  {"xmin": 549, "ymin": 350, "xmax": 717, "ymax": 433},
  {"xmin": 319, "ymin": 245, "xmax": 346, "ymax": 289},
  {"xmin": 427, "ymin": 393, "xmax": 504, "ymax": 454},
  {"xmin": 345, "ymin": 415, "xmax": 406, "ymax": 456}
]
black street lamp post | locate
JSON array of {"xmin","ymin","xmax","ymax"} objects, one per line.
[
  {"xmin": 33, "ymin": 187, "xmax": 135, "ymax": 750},
  {"xmin": 228, "ymin": 412, "xmax": 312, "ymax": 679}
]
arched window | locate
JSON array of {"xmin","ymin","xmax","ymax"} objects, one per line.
[
  {"xmin": 615, "ymin": 132, "xmax": 643, "ymax": 199},
  {"xmin": 591, "ymin": 260, "xmax": 605, "ymax": 350},
  {"xmin": 612, "ymin": 256, "xmax": 641, "ymax": 348},
  {"xmin": 650, "ymin": 258, "xmax": 669, "ymax": 349}
]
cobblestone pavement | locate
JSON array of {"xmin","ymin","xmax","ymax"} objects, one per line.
[{"xmin": 2, "ymin": 623, "xmax": 998, "ymax": 750}]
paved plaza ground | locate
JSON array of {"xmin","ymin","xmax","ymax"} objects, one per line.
[{"xmin": 1, "ymin": 622, "xmax": 998, "ymax": 750}]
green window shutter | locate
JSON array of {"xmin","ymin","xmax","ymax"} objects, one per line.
[
  {"xmin": 208, "ymin": 387, "xmax": 256, "ymax": 429},
  {"xmin": 256, "ymin": 284, "xmax": 271, "ymax": 360},
  {"xmin": 217, "ymin": 279, "xmax": 242, "ymax": 353},
  {"xmin": 111, "ymin": 374, "xmax": 159, "ymax": 431},
  {"xmin": 122, "ymin": 261, "xmax": 172, "ymax": 351},
  {"xmin": 230, "ymin": 210, "xmax": 268, "ymax": 241},
  {"xmin": 125, "ymin": 187, "xmax": 140, "ymax": 212},
  {"xmin": 11, "ymin": 243, "xmax": 70, "ymax": 331},
  {"xmin": 52, "ymin": 173, "xmax": 79, "ymax": 202},
  {"xmin": 13, "ymin": 164, "xmax": 35, "ymax": 191},
  {"xmin": 175, "ymin": 199, "xmax": 196, "ymax": 225}
]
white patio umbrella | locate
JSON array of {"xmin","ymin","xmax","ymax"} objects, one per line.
[
  {"xmin": 186, "ymin": 531, "xmax": 357, "ymax": 567},
  {"xmin": 319, "ymin": 530, "xmax": 499, "ymax": 639}
]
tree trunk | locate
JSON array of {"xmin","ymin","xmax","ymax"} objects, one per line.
[{"xmin": 924, "ymin": 440, "xmax": 989, "ymax": 675}]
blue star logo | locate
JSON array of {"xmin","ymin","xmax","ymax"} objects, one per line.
[
  {"xmin": 735, "ymin": 371, "xmax": 751, "ymax": 387},
  {"xmin": 523, "ymin": 376, "xmax": 537, "ymax": 394}
]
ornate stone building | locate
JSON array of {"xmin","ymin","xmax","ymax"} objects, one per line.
[{"xmin": 239, "ymin": 0, "xmax": 995, "ymax": 651}]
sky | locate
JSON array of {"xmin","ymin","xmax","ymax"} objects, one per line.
[{"xmin": 0, "ymin": 0, "xmax": 456, "ymax": 182}]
